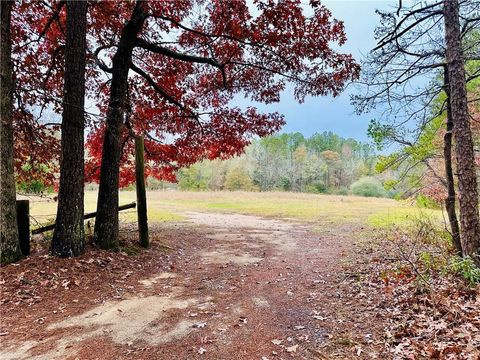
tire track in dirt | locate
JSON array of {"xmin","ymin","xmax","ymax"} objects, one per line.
[{"xmin": 1, "ymin": 212, "xmax": 386, "ymax": 359}]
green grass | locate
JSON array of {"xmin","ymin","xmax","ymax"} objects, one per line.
[
  {"xmin": 150, "ymin": 191, "xmax": 441, "ymax": 229},
  {"xmin": 157, "ymin": 192, "xmax": 397, "ymax": 223},
  {"xmin": 367, "ymin": 206, "xmax": 443, "ymax": 229},
  {"xmin": 123, "ymin": 208, "xmax": 184, "ymax": 223},
  {"xmin": 21, "ymin": 190, "xmax": 442, "ymax": 230}
]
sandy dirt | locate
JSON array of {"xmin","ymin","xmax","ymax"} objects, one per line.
[{"xmin": 0, "ymin": 211, "xmax": 388, "ymax": 359}]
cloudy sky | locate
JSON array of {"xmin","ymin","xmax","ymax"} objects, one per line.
[
  {"xmin": 75, "ymin": 1, "xmax": 400, "ymax": 144},
  {"xmin": 235, "ymin": 0, "xmax": 399, "ymax": 142}
]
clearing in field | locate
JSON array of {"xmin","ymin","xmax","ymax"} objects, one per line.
[{"xmin": 0, "ymin": 191, "xmax": 443, "ymax": 359}]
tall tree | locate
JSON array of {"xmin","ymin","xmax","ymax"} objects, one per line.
[
  {"xmin": 10, "ymin": 1, "xmax": 359, "ymax": 250},
  {"xmin": 94, "ymin": 1, "xmax": 148, "ymax": 249},
  {"xmin": 89, "ymin": 0, "xmax": 359, "ymax": 249},
  {"xmin": 51, "ymin": 0, "xmax": 88, "ymax": 257},
  {"xmin": 1, "ymin": 1, "xmax": 22, "ymax": 264},
  {"xmin": 444, "ymin": 0, "xmax": 480, "ymax": 258},
  {"xmin": 353, "ymin": 0, "xmax": 479, "ymax": 255}
]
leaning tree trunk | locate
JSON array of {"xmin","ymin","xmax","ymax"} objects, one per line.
[
  {"xmin": 444, "ymin": 0, "xmax": 480, "ymax": 259},
  {"xmin": 0, "ymin": 1, "xmax": 22, "ymax": 265},
  {"xmin": 94, "ymin": 1, "xmax": 147, "ymax": 249},
  {"xmin": 443, "ymin": 68, "xmax": 461, "ymax": 255},
  {"xmin": 51, "ymin": 1, "xmax": 88, "ymax": 257}
]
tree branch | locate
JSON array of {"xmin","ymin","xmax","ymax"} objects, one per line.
[{"xmin": 94, "ymin": 45, "xmax": 115, "ymax": 73}]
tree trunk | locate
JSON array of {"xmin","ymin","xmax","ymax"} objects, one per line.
[
  {"xmin": 51, "ymin": 0, "xmax": 88, "ymax": 257},
  {"xmin": 443, "ymin": 68, "xmax": 462, "ymax": 255},
  {"xmin": 444, "ymin": 98, "xmax": 462, "ymax": 255},
  {"xmin": 94, "ymin": 1, "xmax": 147, "ymax": 249},
  {"xmin": 0, "ymin": 1, "xmax": 22, "ymax": 265},
  {"xmin": 444, "ymin": 0, "xmax": 480, "ymax": 259}
]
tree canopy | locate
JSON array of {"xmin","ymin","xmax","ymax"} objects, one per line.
[{"xmin": 12, "ymin": 0, "xmax": 360, "ymax": 187}]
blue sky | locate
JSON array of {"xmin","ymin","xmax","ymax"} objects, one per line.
[
  {"xmin": 78, "ymin": 1, "xmax": 399, "ymax": 144},
  {"xmin": 236, "ymin": 0, "xmax": 398, "ymax": 143}
]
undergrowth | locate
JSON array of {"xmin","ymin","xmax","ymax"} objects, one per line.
[
  {"xmin": 366, "ymin": 214, "xmax": 480, "ymax": 358},
  {"xmin": 447, "ymin": 256, "xmax": 480, "ymax": 286},
  {"xmin": 378, "ymin": 215, "xmax": 479, "ymax": 287}
]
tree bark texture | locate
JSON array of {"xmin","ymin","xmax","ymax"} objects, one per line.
[
  {"xmin": 0, "ymin": 1, "xmax": 22, "ymax": 265},
  {"xmin": 94, "ymin": 1, "xmax": 147, "ymax": 249},
  {"xmin": 443, "ymin": 69, "xmax": 462, "ymax": 255},
  {"xmin": 444, "ymin": 0, "xmax": 480, "ymax": 258},
  {"xmin": 51, "ymin": 0, "xmax": 88, "ymax": 257}
]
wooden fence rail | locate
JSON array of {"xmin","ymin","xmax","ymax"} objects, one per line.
[{"xmin": 31, "ymin": 202, "xmax": 136, "ymax": 235}]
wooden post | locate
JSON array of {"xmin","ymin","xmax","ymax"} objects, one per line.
[
  {"xmin": 16, "ymin": 200, "xmax": 30, "ymax": 256},
  {"xmin": 135, "ymin": 135, "xmax": 149, "ymax": 248}
]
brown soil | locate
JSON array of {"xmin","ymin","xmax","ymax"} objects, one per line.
[{"xmin": 0, "ymin": 212, "xmax": 389, "ymax": 359}]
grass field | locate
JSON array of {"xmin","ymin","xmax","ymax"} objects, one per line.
[{"xmin": 22, "ymin": 191, "xmax": 444, "ymax": 231}]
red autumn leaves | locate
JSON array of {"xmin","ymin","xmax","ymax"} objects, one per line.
[{"xmin": 12, "ymin": 0, "xmax": 359, "ymax": 187}]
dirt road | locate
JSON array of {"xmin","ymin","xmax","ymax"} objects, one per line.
[{"xmin": 0, "ymin": 212, "xmax": 386, "ymax": 359}]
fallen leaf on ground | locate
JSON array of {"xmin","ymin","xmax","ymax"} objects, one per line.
[{"xmin": 286, "ymin": 344, "xmax": 299, "ymax": 353}]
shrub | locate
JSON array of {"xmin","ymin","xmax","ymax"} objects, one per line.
[
  {"xmin": 146, "ymin": 177, "xmax": 176, "ymax": 190},
  {"xmin": 178, "ymin": 166, "xmax": 209, "ymax": 190},
  {"xmin": 17, "ymin": 180, "xmax": 53, "ymax": 194},
  {"xmin": 336, "ymin": 187, "xmax": 349, "ymax": 196},
  {"xmin": 447, "ymin": 256, "xmax": 480, "ymax": 286},
  {"xmin": 224, "ymin": 166, "xmax": 256, "ymax": 191},
  {"xmin": 416, "ymin": 194, "xmax": 441, "ymax": 209},
  {"xmin": 279, "ymin": 176, "xmax": 291, "ymax": 191},
  {"xmin": 313, "ymin": 181, "xmax": 327, "ymax": 193},
  {"xmin": 305, "ymin": 182, "xmax": 327, "ymax": 193},
  {"xmin": 350, "ymin": 177, "xmax": 387, "ymax": 198}
]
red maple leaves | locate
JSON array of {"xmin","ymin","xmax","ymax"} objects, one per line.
[{"xmin": 12, "ymin": 0, "xmax": 359, "ymax": 187}]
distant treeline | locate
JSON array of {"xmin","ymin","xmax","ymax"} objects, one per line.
[
  {"xmin": 154, "ymin": 132, "xmax": 383, "ymax": 195},
  {"xmin": 21, "ymin": 131, "xmax": 389, "ymax": 197}
]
